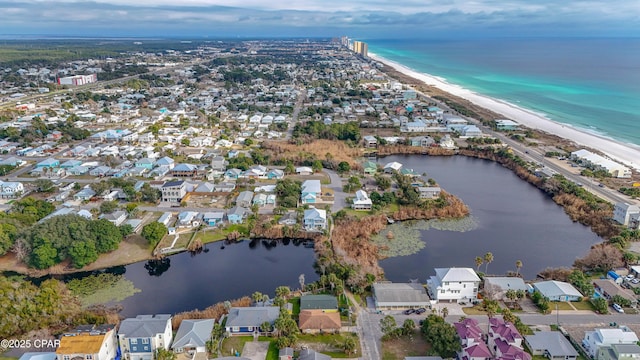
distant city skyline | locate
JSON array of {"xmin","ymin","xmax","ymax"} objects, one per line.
[{"xmin": 0, "ymin": 0, "xmax": 638, "ymax": 38}]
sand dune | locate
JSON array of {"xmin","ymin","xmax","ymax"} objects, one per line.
[{"xmin": 370, "ymin": 54, "xmax": 640, "ymax": 171}]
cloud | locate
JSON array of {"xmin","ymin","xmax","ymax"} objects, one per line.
[{"xmin": 0, "ymin": 0, "xmax": 637, "ymax": 37}]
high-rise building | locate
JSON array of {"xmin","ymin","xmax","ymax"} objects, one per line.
[{"xmin": 352, "ymin": 40, "xmax": 368, "ymax": 57}]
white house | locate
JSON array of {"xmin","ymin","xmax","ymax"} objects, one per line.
[
  {"xmin": 613, "ymin": 202, "xmax": 640, "ymax": 226},
  {"xmin": 352, "ymin": 190, "xmax": 373, "ymax": 211},
  {"xmin": 118, "ymin": 314, "xmax": 173, "ymax": 360},
  {"xmin": 533, "ymin": 280, "xmax": 583, "ymax": 302},
  {"xmin": 303, "ymin": 208, "xmax": 327, "ymax": 231},
  {"xmin": 383, "ymin": 161, "xmax": 403, "ymax": 173},
  {"xmin": 0, "ymin": 180, "xmax": 24, "ymax": 198},
  {"xmin": 571, "ymin": 149, "xmax": 631, "ymax": 178},
  {"xmin": 171, "ymin": 319, "xmax": 214, "ymax": 354},
  {"xmin": 583, "ymin": 326, "xmax": 639, "ymax": 359},
  {"xmin": 427, "ymin": 267, "xmax": 481, "ymax": 302}
]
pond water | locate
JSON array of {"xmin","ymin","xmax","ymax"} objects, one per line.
[
  {"xmin": 378, "ymin": 155, "xmax": 601, "ymax": 281},
  {"xmin": 102, "ymin": 239, "xmax": 318, "ymax": 317}
]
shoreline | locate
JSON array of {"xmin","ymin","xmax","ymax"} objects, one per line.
[{"xmin": 369, "ymin": 53, "xmax": 640, "ymax": 171}]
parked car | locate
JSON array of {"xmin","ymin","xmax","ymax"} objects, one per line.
[
  {"xmin": 632, "ymin": 278, "xmax": 640, "ymax": 284},
  {"xmin": 403, "ymin": 308, "xmax": 415, "ymax": 315},
  {"xmin": 415, "ymin": 307, "xmax": 427, "ymax": 314},
  {"xmin": 613, "ymin": 303, "xmax": 625, "ymax": 313}
]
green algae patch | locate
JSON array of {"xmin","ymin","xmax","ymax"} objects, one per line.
[
  {"xmin": 372, "ymin": 217, "xmax": 478, "ymax": 258},
  {"xmin": 67, "ymin": 273, "xmax": 141, "ymax": 307}
]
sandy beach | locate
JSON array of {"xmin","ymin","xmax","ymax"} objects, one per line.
[{"xmin": 370, "ymin": 54, "xmax": 640, "ymax": 171}]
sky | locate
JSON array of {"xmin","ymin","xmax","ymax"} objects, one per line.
[{"xmin": 0, "ymin": 0, "xmax": 639, "ymax": 38}]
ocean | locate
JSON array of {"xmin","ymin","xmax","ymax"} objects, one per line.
[{"xmin": 366, "ymin": 38, "xmax": 640, "ymax": 146}]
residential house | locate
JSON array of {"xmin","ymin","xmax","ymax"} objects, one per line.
[
  {"xmin": 409, "ymin": 136, "xmax": 435, "ymax": 147},
  {"xmin": 296, "ymin": 166, "xmax": 313, "ymax": 175},
  {"xmin": 36, "ymin": 158, "xmax": 60, "ymax": 168},
  {"xmin": 171, "ymin": 164, "xmax": 198, "ymax": 177},
  {"xmin": 267, "ymin": 169, "xmax": 285, "ymax": 180},
  {"xmin": 278, "ymin": 212, "xmax": 297, "ymax": 226},
  {"xmin": 363, "ymin": 161, "xmax": 377, "ymax": 175},
  {"xmin": 202, "ymin": 212, "xmax": 225, "ymax": 226},
  {"xmin": 483, "ymin": 277, "xmax": 528, "ymax": 301},
  {"xmin": 598, "ymin": 344, "xmax": 640, "ymax": 360},
  {"xmin": 416, "ymin": 186, "xmax": 441, "ymax": 199},
  {"xmin": 383, "ymin": 161, "xmax": 403, "ymax": 173},
  {"xmin": 177, "ymin": 211, "xmax": 200, "ymax": 227},
  {"xmin": 495, "ymin": 119, "xmax": 520, "ymax": 131},
  {"xmin": 301, "ymin": 180, "xmax": 322, "ymax": 205},
  {"xmin": 56, "ymin": 325, "xmax": 118, "ymax": 360},
  {"xmin": 227, "ymin": 207, "xmax": 246, "ymax": 224},
  {"xmin": 195, "ymin": 182, "xmax": 215, "ymax": 193},
  {"xmin": 224, "ymin": 168, "xmax": 243, "ymax": 179},
  {"xmin": 118, "ymin": 314, "xmax": 173, "ymax": 360},
  {"xmin": 252, "ymin": 193, "xmax": 268, "ymax": 207},
  {"xmin": 583, "ymin": 327, "xmax": 640, "ymax": 359},
  {"xmin": 161, "ymin": 180, "xmax": 187, "ymax": 203},
  {"xmin": 613, "ymin": 203, "xmax": 640, "ymax": 226},
  {"xmin": 454, "ymin": 318, "xmax": 492, "ymax": 360},
  {"xmin": 372, "ymin": 283, "xmax": 431, "ymax": 310},
  {"xmin": 303, "ymin": 208, "xmax": 327, "ymax": 231},
  {"xmin": 19, "ymin": 353, "xmax": 56, "ymax": 360},
  {"xmin": 215, "ymin": 182, "xmax": 236, "ymax": 193},
  {"xmin": 210, "ymin": 156, "xmax": 227, "ymax": 171},
  {"xmin": 0, "ymin": 181, "xmax": 24, "ymax": 198},
  {"xmin": 0, "ymin": 156, "xmax": 25, "ymax": 167},
  {"xmin": 352, "ymin": 189, "xmax": 373, "ymax": 211},
  {"xmin": 237, "ymin": 191, "xmax": 254, "ymax": 208},
  {"xmin": 225, "ymin": 307, "xmax": 280, "ymax": 335},
  {"xmin": 135, "ymin": 158, "xmax": 155, "ymax": 170},
  {"xmin": 300, "ymin": 295, "xmax": 338, "ymax": 312},
  {"xmin": 75, "ymin": 187, "xmax": 97, "ymax": 201},
  {"xmin": 89, "ymin": 166, "xmax": 112, "ymax": 177},
  {"xmin": 363, "ymin": 135, "xmax": 378, "ymax": 148},
  {"xmin": 155, "ymin": 157, "xmax": 175, "ymax": 169},
  {"xmin": 440, "ymin": 135, "xmax": 456, "ymax": 149},
  {"xmin": 592, "ymin": 279, "xmax": 637, "ymax": 306},
  {"xmin": 171, "ymin": 319, "xmax": 214, "ymax": 354},
  {"xmin": 60, "ymin": 159, "xmax": 83, "ymax": 169},
  {"xmin": 298, "ymin": 349, "xmax": 331, "ymax": 360},
  {"xmin": 525, "ymin": 331, "xmax": 578, "ymax": 360},
  {"xmin": 461, "ymin": 125, "xmax": 483, "ymax": 137},
  {"xmin": 100, "ymin": 211, "xmax": 127, "ymax": 226},
  {"xmin": 487, "ymin": 317, "xmax": 530, "ymax": 360},
  {"xmin": 298, "ymin": 310, "xmax": 341, "ymax": 334},
  {"xmin": 427, "ymin": 267, "xmax": 481, "ymax": 302},
  {"xmin": 533, "ymin": 281, "xmax": 583, "ymax": 302}
]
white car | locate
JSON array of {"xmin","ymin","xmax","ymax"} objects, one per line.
[
  {"xmin": 632, "ymin": 278, "xmax": 640, "ymax": 284},
  {"xmin": 613, "ymin": 304, "xmax": 625, "ymax": 313},
  {"xmin": 626, "ymin": 274, "xmax": 635, "ymax": 280}
]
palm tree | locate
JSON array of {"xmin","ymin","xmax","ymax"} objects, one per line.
[
  {"xmin": 441, "ymin": 307, "xmax": 449, "ymax": 320},
  {"xmin": 484, "ymin": 252, "xmax": 494, "ymax": 274},
  {"xmin": 515, "ymin": 260, "xmax": 523, "ymax": 277},
  {"xmin": 475, "ymin": 256, "xmax": 483, "ymax": 271}
]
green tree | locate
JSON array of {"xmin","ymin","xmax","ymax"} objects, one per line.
[
  {"xmin": 34, "ymin": 179, "xmax": 55, "ymax": 193},
  {"xmin": 380, "ymin": 315, "xmax": 397, "ymax": 337},
  {"xmin": 156, "ymin": 348, "xmax": 176, "ymax": 360},
  {"xmin": 99, "ymin": 200, "xmax": 119, "ymax": 214},
  {"xmin": 474, "ymin": 256, "xmax": 483, "ymax": 271},
  {"xmin": 340, "ymin": 336, "xmax": 357, "ymax": 355},
  {"xmin": 141, "ymin": 222, "xmax": 167, "ymax": 247},
  {"xmin": 252, "ymin": 291, "xmax": 264, "ymax": 304},
  {"xmin": 68, "ymin": 240, "xmax": 98, "ymax": 268},
  {"xmin": 421, "ymin": 314, "xmax": 460, "ymax": 358},
  {"xmin": 484, "ymin": 252, "xmax": 494, "ymax": 274},
  {"xmin": 515, "ymin": 260, "xmax": 523, "ymax": 277},
  {"xmin": 90, "ymin": 219, "xmax": 122, "ymax": 253},
  {"xmin": 312, "ymin": 160, "xmax": 323, "ymax": 173},
  {"xmin": 275, "ymin": 286, "xmax": 291, "ymax": 299},
  {"xmin": 592, "ymin": 297, "xmax": 609, "ymax": 314},
  {"xmin": 29, "ymin": 238, "xmax": 58, "ymax": 269},
  {"xmin": 337, "ymin": 161, "xmax": 351, "ymax": 175},
  {"xmin": 402, "ymin": 319, "xmax": 416, "ymax": 335}
]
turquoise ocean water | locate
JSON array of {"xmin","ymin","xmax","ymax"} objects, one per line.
[{"xmin": 366, "ymin": 38, "xmax": 640, "ymax": 145}]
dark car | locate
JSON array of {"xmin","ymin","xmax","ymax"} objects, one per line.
[
  {"xmin": 415, "ymin": 307, "xmax": 427, "ymax": 314},
  {"xmin": 403, "ymin": 308, "xmax": 416, "ymax": 315}
]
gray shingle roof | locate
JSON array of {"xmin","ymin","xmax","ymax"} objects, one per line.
[
  {"xmin": 171, "ymin": 319, "xmax": 214, "ymax": 349},
  {"xmin": 225, "ymin": 307, "xmax": 279, "ymax": 328},
  {"xmin": 118, "ymin": 314, "xmax": 171, "ymax": 338},
  {"xmin": 525, "ymin": 331, "xmax": 578, "ymax": 357}
]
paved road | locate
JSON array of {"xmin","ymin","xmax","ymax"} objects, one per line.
[{"xmin": 285, "ymin": 88, "xmax": 307, "ymax": 140}]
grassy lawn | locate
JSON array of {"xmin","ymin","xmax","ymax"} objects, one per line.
[
  {"xmin": 263, "ymin": 338, "xmax": 279, "ymax": 360},
  {"xmin": 297, "ymin": 333, "xmax": 360, "ymax": 358},
  {"xmin": 381, "ymin": 330, "xmax": 430, "ymax": 360},
  {"xmin": 197, "ymin": 228, "xmax": 227, "ymax": 243},
  {"xmin": 553, "ymin": 302, "xmax": 574, "ymax": 311},
  {"xmin": 462, "ymin": 305, "xmax": 488, "ymax": 315},
  {"xmin": 219, "ymin": 336, "xmax": 253, "ymax": 358},
  {"xmin": 573, "ymin": 301, "xmax": 596, "ymax": 311}
]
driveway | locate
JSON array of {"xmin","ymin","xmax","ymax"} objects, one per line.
[
  {"xmin": 323, "ymin": 169, "xmax": 346, "ymax": 213},
  {"xmin": 241, "ymin": 341, "xmax": 269, "ymax": 360}
]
